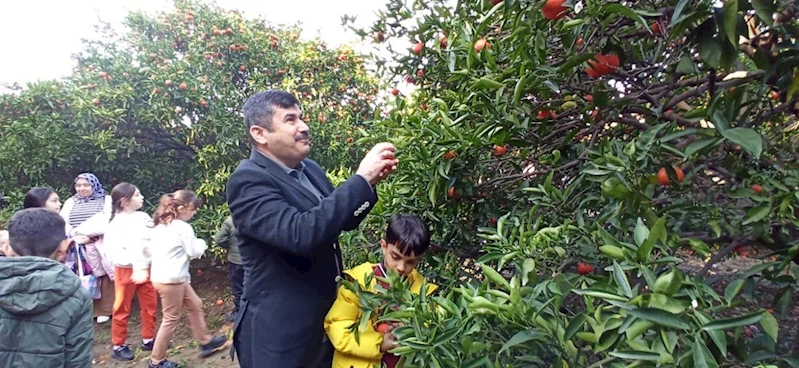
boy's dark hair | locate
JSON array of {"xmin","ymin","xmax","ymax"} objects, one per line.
[
  {"xmin": 23, "ymin": 187, "xmax": 56, "ymax": 209},
  {"xmin": 385, "ymin": 214, "xmax": 430, "ymax": 256},
  {"xmin": 8, "ymin": 208, "xmax": 67, "ymax": 257}
]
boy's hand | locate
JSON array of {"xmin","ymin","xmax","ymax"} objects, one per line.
[{"xmin": 380, "ymin": 331, "xmax": 399, "ymax": 353}]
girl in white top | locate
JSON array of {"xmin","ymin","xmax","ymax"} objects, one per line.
[
  {"xmin": 99, "ymin": 183, "xmax": 159, "ymax": 361},
  {"xmin": 144, "ymin": 190, "xmax": 227, "ymax": 368}
]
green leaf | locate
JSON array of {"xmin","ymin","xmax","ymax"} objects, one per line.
[
  {"xmin": 512, "ymin": 75, "xmax": 528, "ymax": 106},
  {"xmin": 686, "ymin": 238, "xmax": 712, "ymax": 257},
  {"xmin": 651, "ymin": 293, "xmax": 688, "ymax": 314},
  {"xmin": 776, "ymin": 287, "xmax": 794, "ymax": 316},
  {"xmin": 609, "ymin": 350, "xmax": 662, "ymax": 362},
  {"xmin": 722, "ymin": 0, "xmax": 739, "ymax": 47},
  {"xmin": 782, "ymin": 356, "xmax": 799, "ymax": 368},
  {"xmin": 724, "ymin": 279, "xmax": 744, "ymax": 304},
  {"xmin": 638, "ymin": 216, "xmax": 666, "ymax": 262},
  {"xmin": 672, "ymin": 0, "xmax": 690, "ymax": 24},
  {"xmin": 499, "ymin": 330, "xmax": 547, "ymax": 354},
  {"xmin": 720, "ymin": 127, "xmax": 763, "ymax": 158},
  {"xmin": 544, "ymin": 80, "xmax": 560, "ymax": 94},
  {"xmin": 522, "ymin": 258, "xmax": 536, "ymax": 286},
  {"xmin": 693, "ymin": 336, "xmax": 720, "ymax": 368},
  {"xmin": 684, "ymin": 138, "xmax": 722, "ymax": 157},
  {"xmin": 702, "ymin": 312, "xmax": 763, "ymax": 331},
  {"xmin": 462, "ymin": 356, "xmax": 491, "ymax": 368},
  {"xmin": 597, "ymin": 226, "xmax": 622, "ymax": 247},
  {"xmin": 572, "ymin": 289, "xmax": 629, "ymax": 302},
  {"xmin": 627, "ymin": 308, "xmax": 690, "ymax": 330},
  {"xmin": 473, "ymin": 77, "xmax": 504, "ymax": 90},
  {"xmin": 612, "ymin": 261, "xmax": 633, "ymax": 298},
  {"xmin": 677, "ymin": 56, "xmax": 699, "ymax": 75},
  {"xmin": 634, "ymin": 218, "xmax": 650, "ymax": 247},
  {"xmin": 602, "ymin": 3, "xmax": 649, "ymax": 29},
  {"xmin": 699, "ymin": 36, "xmax": 722, "ymax": 69},
  {"xmin": 740, "ymin": 261, "xmax": 777, "ymax": 279},
  {"xmin": 752, "ymin": 0, "xmax": 776, "ymax": 26},
  {"xmin": 564, "ymin": 313, "xmax": 587, "ymax": 340},
  {"xmin": 760, "ymin": 310, "xmax": 779, "ymax": 340},
  {"xmin": 637, "ymin": 123, "xmax": 668, "ymax": 157},
  {"xmin": 696, "ymin": 311, "xmax": 727, "ymax": 358},
  {"xmin": 711, "ymin": 108, "xmax": 732, "ymax": 133},
  {"xmin": 742, "ymin": 203, "xmax": 771, "ymax": 225}
]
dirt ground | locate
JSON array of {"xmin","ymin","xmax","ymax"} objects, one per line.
[
  {"xmin": 677, "ymin": 246, "xmax": 799, "ymax": 361},
  {"xmin": 91, "ymin": 247, "xmax": 799, "ymax": 367},
  {"xmin": 91, "ymin": 258, "xmax": 237, "ymax": 367}
]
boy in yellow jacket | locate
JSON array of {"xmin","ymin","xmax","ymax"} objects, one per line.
[{"xmin": 325, "ymin": 214, "xmax": 438, "ymax": 368}]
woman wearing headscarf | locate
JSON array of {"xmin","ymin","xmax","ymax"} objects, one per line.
[{"xmin": 60, "ymin": 173, "xmax": 115, "ymax": 324}]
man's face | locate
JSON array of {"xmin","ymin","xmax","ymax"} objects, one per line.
[
  {"xmin": 380, "ymin": 240, "xmax": 424, "ymax": 277},
  {"xmin": 251, "ymin": 105, "xmax": 310, "ymax": 167}
]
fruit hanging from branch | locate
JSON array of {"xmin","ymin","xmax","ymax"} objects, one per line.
[
  {"xmin": 585, "ymin": 54, "xmax": 620, "ymax": 78},
  {"xmin": 474, "ymin": 38, "xmax": 489, "ymax": 53},
  {"xmin": 657, "ymin": 166, "xmax": 685, "ymax": 186},
  {"xmin": 541, "ymin": 0, "xmax": 568, "ymax": 21}
]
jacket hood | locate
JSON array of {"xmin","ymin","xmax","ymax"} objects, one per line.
[{"xmin": 0, "ymin": 256, "xmax": 82, "ymax": 315}]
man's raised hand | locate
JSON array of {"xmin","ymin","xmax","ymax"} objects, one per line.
[{"xmin": 356, "ymin": 142, "xmax": 399, "ymax": 185}]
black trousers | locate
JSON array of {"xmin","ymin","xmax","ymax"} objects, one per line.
[{"xmin": 229, "ymin": 262, "xmax": 244, "ymax": 313}]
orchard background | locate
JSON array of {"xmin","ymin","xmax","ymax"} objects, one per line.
[{"xmin": 1, "ymin": 0, "xmax": 799, "ymax": 367}]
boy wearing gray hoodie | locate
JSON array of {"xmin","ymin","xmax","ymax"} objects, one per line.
[{"xmin": 0, "ymin": 208, "xmax": 94, "ymax": 367}]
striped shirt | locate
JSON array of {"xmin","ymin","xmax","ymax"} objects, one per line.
[{"xmin": 68, "ymin": 198, "xmax": 106, "ymax": 227}]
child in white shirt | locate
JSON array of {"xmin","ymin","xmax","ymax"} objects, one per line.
[
  {"xmin": 101, "ymin": 183, "xmax": 158, "ymax": 361},
  {"xmin": 144, "ymin": 190, "xmax": 227, "ymax": 368}
]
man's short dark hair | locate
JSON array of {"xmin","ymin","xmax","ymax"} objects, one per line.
[
  {"xmin": 385, "ymin": 214, "xmax": 430, "ymax": 256},
  {"xmin": 243, "ymin": 90, "xmax": 300, "ymax": 140},
  {"xmin": 8, "ymin": 208, "xmax": 67, "ymax": 257}
]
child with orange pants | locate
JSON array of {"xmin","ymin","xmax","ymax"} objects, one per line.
[{"xmin": 100, "ymin": 183, "xmax": 159, "ymax": 361}]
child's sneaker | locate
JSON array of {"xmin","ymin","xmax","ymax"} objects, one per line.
[
  {"xmin": 111, "ymin": 345, "xmax": 134, "ymax": 361},
  {"xmin": 141, "ymin": 340, "xmax": 155, "ymax": 351},
  {"xmin": 200, "ymin": 335, "xmax": 228, "ymax": 357},
  {"xmin": 148, "ymin": 359, "xmax": 179, "ymax": 368}
]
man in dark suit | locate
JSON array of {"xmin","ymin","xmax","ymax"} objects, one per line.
[{"xmin": 226, "ymin": 90, "xmax": 398, "ymax": 368}]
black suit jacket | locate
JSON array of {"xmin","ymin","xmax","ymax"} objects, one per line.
[{"xmin": 226, "ymin": 150, "xmax": 377, "ymax": 368}]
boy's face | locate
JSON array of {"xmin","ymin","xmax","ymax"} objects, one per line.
[{"xmin": 380, "ymin": 240, "xmax": 424, "ymax": 277}]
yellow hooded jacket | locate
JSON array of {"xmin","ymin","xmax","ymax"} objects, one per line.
[{"xmin": 324, "ymin": 262, "xmax": 438, "ymax": 368}]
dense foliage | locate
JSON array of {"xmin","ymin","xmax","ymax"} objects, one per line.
[{"xmin": 344, "ymin": 0, "xmax": 799, "ymax": 366}]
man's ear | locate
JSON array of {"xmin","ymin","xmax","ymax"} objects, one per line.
[
  {"xmin": 379, "ymin": 239, "xmax": 387, "ymax": 251},
  {"xmin": 249, "ymin": 125, "xmax": 269, "ymax": 146}
]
